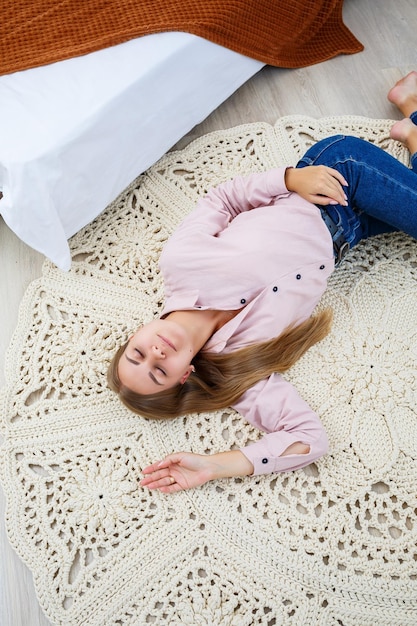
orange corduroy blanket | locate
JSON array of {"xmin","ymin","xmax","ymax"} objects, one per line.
[{"xmin": 1, "ymin": 0, "xmax": 363, "ymax": 76}]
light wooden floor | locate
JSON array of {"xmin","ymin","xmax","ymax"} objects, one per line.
[{"xmin": 1, "ymin": 1, "xmax": 417, "ymax": 624}]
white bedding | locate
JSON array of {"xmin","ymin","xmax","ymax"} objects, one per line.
[{"xmin": 0, "ymin": 32, "xmax": 262, "ymax": 270}]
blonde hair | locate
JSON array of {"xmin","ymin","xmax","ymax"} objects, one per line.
[{"xmin": 107, "ymin": 309, "xmax": 332, "ymax": 419}]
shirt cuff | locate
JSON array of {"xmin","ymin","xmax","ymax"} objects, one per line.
[
  {"xmin": 264, "ymin": 167, "xmax": 290, "ymax": 198},
  {"xmin": 240, "ymin": 429, "xmax": 329, "ymax": 475}
]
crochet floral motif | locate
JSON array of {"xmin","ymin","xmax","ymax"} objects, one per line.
[
  {"xmin": 287, "ymin": 258, "xmax": 417, "ymax": 472},
  {"xmin": 1, "ymin": 115, "xmax": 416, "ymax": 626},
  {"xmin": 66, "ymin": 458, "xmax": 136, "ymax": 534}
]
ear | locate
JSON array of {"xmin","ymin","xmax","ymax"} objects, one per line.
[{"xmin": 179, "ymin": 365, "xmax": 195, "ymax": 385}]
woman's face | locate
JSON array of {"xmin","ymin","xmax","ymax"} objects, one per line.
[{"xmin": 117, "ymin": 319, "xmax": 195, "ymax": 395}]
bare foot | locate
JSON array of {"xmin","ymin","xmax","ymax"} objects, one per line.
[
  {"xmin": 390, "ymin": 118, "xmax": 417, "ymax": 154},
  {"xmin": 387, "ymin": 71, "xmax": 417, "ymax": 117}
]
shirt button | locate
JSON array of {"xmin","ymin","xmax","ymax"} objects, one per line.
[
  {"xmin": 296, "ymin": 274, "xmax": 301, "ymax": 280},
  {"xmin": 320, "ymin": 264, "xmax": 325, "ymax": 270},
  {"xmin": 272, "ymin": 286, "xmax": 278, "ymax": 292},
  {"xmin": 262, "ymin": 458, "xmax": 268, "ymax": 464},
  {"xmin": 240, "ymin": 298, "xmax": 246, "ymax": 304}
]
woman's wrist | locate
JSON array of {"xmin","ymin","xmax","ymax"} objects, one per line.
[
  {"xmin": 209, "ymin": 450, "xmax": 254, "ymax": 480},
  {"xmin": 284, "ymin": 166, "xmax": 298, "ymax": 192}
]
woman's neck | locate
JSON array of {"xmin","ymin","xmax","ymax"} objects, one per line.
[{"xmin": 166, "ymin": 308, "xmax": 240, "ymax": 353}]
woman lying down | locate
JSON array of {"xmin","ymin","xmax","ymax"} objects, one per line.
[{"xmin": 108, "ymin": 72, "xmax": 417, "ymax": 493}]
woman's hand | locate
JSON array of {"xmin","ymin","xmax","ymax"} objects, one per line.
[
  {"xmin": 140, "ymin": 450, "xmax": 253, "ymax": 493},
  {"xmin": 285, "ymin": 165, "xmax": 348, "ymax": 206}
]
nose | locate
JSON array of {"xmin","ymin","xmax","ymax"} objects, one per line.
[{"xmin": 151, "ymin": 344, "xmax": 166, "ymax": 358}]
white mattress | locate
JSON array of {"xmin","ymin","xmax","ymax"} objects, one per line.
[{"xmin": 0, "ymin": 32, "xmax": 262, "ymax": 270}]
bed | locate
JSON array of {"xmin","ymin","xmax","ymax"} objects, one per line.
[
  {"xmin": 0, "ymin": 0, "xmax": 362, "ymax": 271},
  {"xmin": 0, "ymin": 33, "xmax": 264, "ymax": 270}
]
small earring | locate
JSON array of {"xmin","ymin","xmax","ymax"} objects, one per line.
[{"xmin": 190, "ymin": 365, "xmax": 195, "ymax": 373}]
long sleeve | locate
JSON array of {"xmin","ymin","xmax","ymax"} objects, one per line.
[
  {"xmin": 169, "ymin": 167, "xmax": 291, "ymax": 240},
  {"xmin": 233, "ymin": 374, "xmax": 329, "ymax": 475}
]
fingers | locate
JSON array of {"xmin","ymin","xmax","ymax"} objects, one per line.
[
  {"xmin": 308, "ymin": 195, "xmax": 333, "ymax": 206},
  {"xmin": 140, "ymin": 471, "xmax": 182, "ymax": 493},
  {"xmin": 158, "ymin": 482, "xmax": 182, "ymax": 493},
  {"xmin": 326, "ymin": 166, "xmax": 348, "ymax": 187},
  {"xmin": 141, "ymin": 453, "xmax": 181, "ymax": 474},
  {"xmin": 316, "ymin": 167, "xmax": 348, "ymax": 206},
  {"xmin": 140, "ymin": 467, "xmax": 174, "ymax": 486},
  {"xmin": 141, "ymin": 461, "xmax": 163, "ymax": 474},
  {"xmin": 312, "ymin": 193, "xmax": 347, "ymax": 207},
  {"xmin": 142, "ymin": 477, "xmax": 182, "ymax": 493}
]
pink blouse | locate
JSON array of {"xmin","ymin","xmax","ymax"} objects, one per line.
[{"xmin": 160, "ymin": 167, "xmax": 335, "ymax": 475}]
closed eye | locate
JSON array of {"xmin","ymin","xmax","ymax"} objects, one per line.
[
  {"xmin": 124, "ymin": 347, "xmax": 165, "ymax": 386},
  {"xmin": 124, "ymin": 348, "xmax": 143, "ymax": 366}
]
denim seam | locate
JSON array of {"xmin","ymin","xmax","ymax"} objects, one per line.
[
  {"xmin": 299, "ymin": 135, "xmax": 346, "ymax": 165},
  {"xmin": 318, "ymin": 156, "xmax": 417, "ymax": 197}
]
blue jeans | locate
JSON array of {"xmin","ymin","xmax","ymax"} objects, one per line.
[{"xmin": 296, "ymin": 126, "xmax": 417, "ymax": 250}]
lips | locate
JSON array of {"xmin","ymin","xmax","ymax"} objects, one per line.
[{"xmin": 158, "ymin": 334, "xmax": 176, "ymax": 351}]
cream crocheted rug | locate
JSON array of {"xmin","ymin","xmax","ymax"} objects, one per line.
[{"xmin": 1, "ymin": 115, "xmax": 416, "ymax": 626}]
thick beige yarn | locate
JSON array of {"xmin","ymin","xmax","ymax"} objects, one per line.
[{"xmin": 1, "ymin": 116, "xmax": 416, "ymax": 625}]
